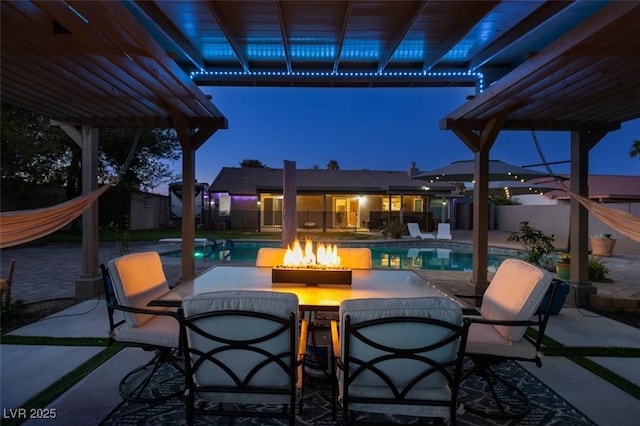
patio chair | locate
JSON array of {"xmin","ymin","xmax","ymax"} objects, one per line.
[
  {"xmin": 436, "ymin": 223, "xmax": 452, "ymax": 240},
  {"xmin": 407, "ymin": 222, "xmax": 435, "ymax": 239},
  {"xmin": 255, "ymin": 247, "xmax": 287, "ymax": 267},
  {"xmin": 330, "ymin": 297, "xmax": 470, "ymax": 425},
  {"xmin": 336, "ymin": 247, "xmax": 372, "ymax": 269},
  {"xmin": 178, "ymin": 290, "xmax": 307, "ymax": 426},
  {"xmin": 102, "ymin": 251, "xmax": 183, "ymax": 403},
  {"xmin": 456, "ymin": 258, "xmax": 558, "ymax": 419}
]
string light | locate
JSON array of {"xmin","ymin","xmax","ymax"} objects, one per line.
[{"xmin": 190, "ymin": 70, "xmax": 485, "ymax": 91}]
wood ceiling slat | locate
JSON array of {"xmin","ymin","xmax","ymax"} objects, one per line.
[
  {"xmin": 1, "ymin": 38, "xmax": 150, "ymax": 120},
  {"xmin": 468, "ymin": 1, "xmax": 573, "ymax": 71},
  {"xmin": 132, "ymin": 0, "xmax": 206, "ymax": 71},
  {"xmin": 203, "ymin": 0, "xmax": 251, "ymax": 73},
  {"xmin": 274, "ymin": 0, "xmax": 292, "ymax": 73},
  {"xmin": 333, "ymin": 1, "xmax": 352, "ymax": 73},
  {"xmin": 377, "ymin": 0, "xmax": 428, "ymax": 73},
  {"xmin": 71, "ymin": 1, "xmax": 225, "ymax": 122},
  {"xmin": 419, "ymin": 1, "xmax": 499, "ymax": 72},
  {"xmin": 1, "ymin": 48, "xmax": 126, "ymax": 120},
  {"xmin": 443, "ymin": 2, "xmax": 639, "ymax": 131},
  {"xmin": 25, "ymin": 1, "xmax": 167, "ymax": 110}
]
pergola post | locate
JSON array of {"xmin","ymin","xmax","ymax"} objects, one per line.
[
  {"xmin": 472, "ymin": 146, "xmax": 491, "ymax": 296},
  {"xmin": 171, "ymin": 109, "xmax": 224, "ymax": 282},
  {"xmin": 57, "ymin": 123, "xmax": 102, "ymax": 298},
  {"xmin": 569, "ymin": 129, "xmax": 607, "ymax": 306},
  {"xmin": 451, "ymin": 113, "xmax": 506, "ymax": 298}
]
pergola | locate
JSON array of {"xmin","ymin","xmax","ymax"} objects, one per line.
[{"xmin": 2, "ymin": 1, "xmax": 638, "ymax": 304}]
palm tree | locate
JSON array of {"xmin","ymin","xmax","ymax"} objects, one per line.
[
  {"xmin": 630, "ymin": 140, "xmax": 640, "ymax": 170},
  {"xmin": 327, "ymin": 160, "xmax": 340, "ymax": 170}
]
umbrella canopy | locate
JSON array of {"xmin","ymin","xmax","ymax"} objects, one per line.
[
  {"xmin": 466, "ymin": 180, "xmax": 560, "ymax": 198},
  {"xmin": 412, "ymin": 160, "xmax": 552, "ymax": 183}
]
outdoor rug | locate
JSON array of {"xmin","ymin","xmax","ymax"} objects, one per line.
[{"xmin": 100, "ymin": 360, "xmax": 595, "ymax": 425}]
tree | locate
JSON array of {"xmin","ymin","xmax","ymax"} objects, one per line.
[
  {"xmin": 98, "ymin": 127, "xmax": 180, "ymax": 191},
  {"xmin": 240, "ymin": 159, "xmax": 267, "ymax": 168},
  {"xmin": 629, "ymin": 139, "xmax": 640, "ymax": 170},
  {"xmin": 327, "ymin": 160, "xmax": 340, "ymax": 170},
  {"xmin": 1, "ymin": 103, "xmax": 181, "ymax": 193}
]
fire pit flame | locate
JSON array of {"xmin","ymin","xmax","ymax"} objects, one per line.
[
  {"xmin": 273, "ymin": 238, "xmax": 352, "ymax": 285},
  {"xmin": 282, "ymin": 238, "xmax": 342, "ymax": 268}
]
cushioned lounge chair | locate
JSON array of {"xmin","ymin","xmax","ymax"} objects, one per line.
[
  {"xmin": 456, "ymin": 258, "xmax": 559, "ymax": 419},
  {"xmin": 102, "ymin": 252, "xmax": 182, "ymax": 403}
]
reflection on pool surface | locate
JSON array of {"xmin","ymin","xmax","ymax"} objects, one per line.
[{"xmin": 161, "ymin": 241, "xmax": 513, "ymax": 272}]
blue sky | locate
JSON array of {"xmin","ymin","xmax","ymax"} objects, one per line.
[{"xmin": 160, "ymin": 86, "xmax": 639, "ymax": 192}]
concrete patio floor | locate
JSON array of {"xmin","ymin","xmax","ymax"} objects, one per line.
[
  {"xmin": 2, "ymin": 299, "xmax": 638, "ymax": 426},
  {"xmin": 1, "ymin": 232, "xmax": 639, "ymax": 425}
]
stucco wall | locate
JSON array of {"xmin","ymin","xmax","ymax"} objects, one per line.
[{"xmin": 495, "ymin": 202, "xmax": 640, "ymax": 253}]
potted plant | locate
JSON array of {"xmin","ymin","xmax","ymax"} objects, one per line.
[
  {"xmin": 507, "ymin": 221, "xmax": 555, "ymax": 266},
  {"xmin": 590, "ymin": 233, "xmax": 616, "ymax": 257},
  {"xmin": 555, "ymin": 252, "xmax": 570, "ymax": 279},
  {"xmin": 382, "ymin": 220, "xmax": 405, "ymax": 239}
]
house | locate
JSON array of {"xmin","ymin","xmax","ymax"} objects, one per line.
[
  {"xmin": 209, "ymin": 166, "xmax": 457, "ymax": 232},
  {"xmin": 545, "ymin": 175, "xmax": 640, "ymax": 203}
]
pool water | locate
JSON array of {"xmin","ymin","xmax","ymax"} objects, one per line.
[{"xmin": 162, "ymin": 241, "xmax": 513, "ymax": 272}]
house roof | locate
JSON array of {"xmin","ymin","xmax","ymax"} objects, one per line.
[
  {"xmin": 545, "ymin": 175, "xmax": 640, "ymax": 202},
  {"xmin": 210, "ymin": 167, "xmax": 455, "ymax": 196}
]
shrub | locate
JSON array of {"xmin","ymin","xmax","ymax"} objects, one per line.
[{"xmin": 507, "ymin": 221, "xmax": 555, "ymax": 266}]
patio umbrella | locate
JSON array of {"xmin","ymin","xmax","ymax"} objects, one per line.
[
  {"xmin": 466, "ymin": 180, "xmax": 560, "ymax": 198},
  {"xmin": 411, "ymin": 160, "xmax": 553, "ymax": 183}
]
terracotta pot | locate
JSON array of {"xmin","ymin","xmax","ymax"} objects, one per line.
[{"xmin": 590, "ymin": 237, "xmax": 616, "ymax": 257}]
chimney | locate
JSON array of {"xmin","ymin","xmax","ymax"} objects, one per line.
[{"xmin": 408, "ymin": 162, "xmax": 418, "ymax": 177}]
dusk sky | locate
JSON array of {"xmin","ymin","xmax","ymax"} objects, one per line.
[{"xmin": 160, "ymin": 86, "xmax": 639, "ymax": 193}]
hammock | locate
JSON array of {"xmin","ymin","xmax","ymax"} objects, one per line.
[
  {"xmin": 0, "ymin": 181, "xmax": 115, "ymax": 249},
  {"xmin": 568, "ymin": 190, "xmax": 640, "ymax": 243},
  {"xmin": 531, "ymin": 130, "xmax": 640, "ymax": 243},
  {"xmin": 0, "ymin": 130, "xmax": 141, "ymax": 249}
]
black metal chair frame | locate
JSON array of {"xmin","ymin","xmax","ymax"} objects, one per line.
[
  {"xmin": 99, "ymin": 264, "xmax": 184, "ymax": 403},
  {"xmin": 332, "ymin": 315, "xmax": 471, "ymax": 425},
  {"xmin": 178, "ymin": 308, "xmax": 305, "ymax": 426},
  {"xmin": 458, "ymin": 279, "xmax": 561, "ymax": 419}
]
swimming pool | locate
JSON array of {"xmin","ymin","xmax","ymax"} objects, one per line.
[{"xmin": 161, "ymin": 240, "xmax": 516, "ymax": 272}]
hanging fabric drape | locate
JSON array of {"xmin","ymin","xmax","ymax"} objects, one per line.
[
  {"xmin": 531, "ymin": 130, "xmax": 640, "ymax": 243},
  {"xmin": 0, "ymin": 129, "xmax": 142, "ymax": 249},
  {"xmin": 560, "ymin": 185, "xmax": 640, "ymax": 243},
  {"xmin": 0, "ymin": 180, "xmax": 115, "ymax": 249}
]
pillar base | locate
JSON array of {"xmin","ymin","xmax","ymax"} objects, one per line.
[
  {"xmin": 75, "ymin": 275, "xmax": 102, "ymax": 299},
  {"xmin": 567, "ymin": 282, "xmax": 597, "ymax": 308}
]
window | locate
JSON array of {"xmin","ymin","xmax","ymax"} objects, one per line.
[{"xmin": 413, "ymin": 198, "xmax": 423, "ymax": 212}]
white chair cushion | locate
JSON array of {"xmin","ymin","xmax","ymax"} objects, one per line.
[
  {"xmin": 255, "ymin": 247, "xmax": 286, "ymax": 267},
  {"xmin": 480, "ymin": 258, "xmax": 552, "ymax": 341},
  {"xmin": 465, "ymin": 322, "xmax": 539, "ymax": 359},
  {"xmin": 182, "ymin": 291, "xmax": 299, "ymax": 392},
  {"xmin": 114, "ymin": 313, "xmax": 179, "ymax": 348},
  {"xmin": 108, "ymin": 252, "xmax": 170, "ymax": 327},
  {"xmin": 336, "ymin": 248, "xmax": 372, "ymax": 269}
]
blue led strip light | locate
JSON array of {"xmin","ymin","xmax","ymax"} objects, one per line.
[{"xmin": 191, "ymin": 70, "xmax": 485, "ymax": 92}]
